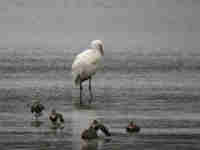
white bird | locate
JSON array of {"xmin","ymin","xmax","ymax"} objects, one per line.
[{"xmin": 72, "ymin": 40, "xmax": 104, "ymax": 105}]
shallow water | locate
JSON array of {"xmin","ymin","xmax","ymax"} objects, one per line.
[{"xmin": 0, "ymin": 48, "xmax": 200, "ymax": 150}]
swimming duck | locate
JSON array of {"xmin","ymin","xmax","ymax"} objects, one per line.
[
  {"xmin": 126, "ymin": 121, "xmax": 140, "ymax": 133},
  {"xmin": 81, "ymin": 120, "xmax": 111, "ymax": 140}
]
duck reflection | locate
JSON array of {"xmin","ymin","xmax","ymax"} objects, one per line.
[
  {"xmin": 81, "ymin": 138, "xmax": 111, "ymax": 150},
  {"xmin": 81, "ymin": 140, "xmax": 98, "ymax": 150}
]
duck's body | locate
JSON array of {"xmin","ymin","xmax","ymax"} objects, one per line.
[
  {"xmin": 49, "ymin": 109, "xmax": 65, "ymax": 130},
  {"xmin": 30, "ymin": 100, "xmax": 45, "ymax": 121},
  {"xmin": 81, "ymin": 127, "xmax": 98, "ymax": 140},
  {"xmin": 81, "ymin": 120, "xmax": 111, "ymax": 140},
  {"xmin": 126, "ymin": 124, "xmax": 140, "ymax": 133}
]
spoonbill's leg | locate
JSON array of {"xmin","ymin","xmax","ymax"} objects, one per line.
[
  {"xmin": 89, "ymin": 77, "xmax": 93, "ymax": 104},
  {"xmin": 80, "ymin": 81, "xmax": 83, "ymax": 105}
]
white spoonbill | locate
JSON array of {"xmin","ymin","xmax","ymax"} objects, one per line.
[{"xmin": 72, "ymin": 40, "xmax": 104, "ymax": 105}]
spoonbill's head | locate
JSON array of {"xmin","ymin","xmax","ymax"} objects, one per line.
[{"xmin": 91, "ymin": 40, "xmax": 104, "ymax": 56}]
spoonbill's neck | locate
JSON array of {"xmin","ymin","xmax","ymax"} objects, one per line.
[{"xmin": 96, "ymin": 48, "xmax": 104, "ymax": 56}]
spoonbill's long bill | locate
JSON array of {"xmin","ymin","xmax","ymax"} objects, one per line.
[{"xmin": 72, "ymin": 40, "xmax": 104, "ymax": 105}]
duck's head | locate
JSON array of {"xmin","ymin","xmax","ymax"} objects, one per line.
[{"xmin": 51, "ymin": 109, "xmax": 56, "ymax": 115}]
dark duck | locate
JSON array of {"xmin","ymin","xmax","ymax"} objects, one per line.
[
  {"xmin": 81, "ymin": 120, "xmax": 111, "ymax": 140},
  {"xmin": 126, "ymin": 121, "xmax": 140, "ymax": 133}
]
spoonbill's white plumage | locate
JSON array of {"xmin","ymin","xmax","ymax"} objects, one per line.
[{"xmin": 72, "ymin": 40, "xmax": 104, "ymax": 105}]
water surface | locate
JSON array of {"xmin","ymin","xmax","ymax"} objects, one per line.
[{"xmin": 0, "ymin": 48, "xmax": 200, "ymax": 150}]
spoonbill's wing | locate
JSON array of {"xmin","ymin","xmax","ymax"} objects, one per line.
[{"xmin": 72, "ymin": 49, "xmax": 102, "ymax": 85}]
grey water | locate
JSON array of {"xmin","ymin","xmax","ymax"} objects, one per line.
[{"xmin": 0, "ymin": 47, "xmax": 200, "ymax": 150}]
